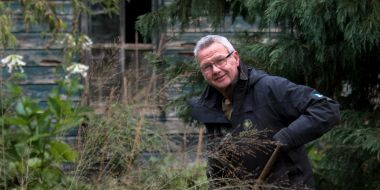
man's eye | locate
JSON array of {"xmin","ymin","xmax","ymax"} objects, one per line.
[
  {"xmin": 203, "ymin": 64, "xmax": 212, "ymax": 70},
  {"xmin": 214, "ymin": 59, "xmax": 224, "ymax": 65}
]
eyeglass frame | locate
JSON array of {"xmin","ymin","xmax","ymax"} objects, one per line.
[{"xmin": 199, "ymin": 51, "xmax": 234, "ymax": 73}]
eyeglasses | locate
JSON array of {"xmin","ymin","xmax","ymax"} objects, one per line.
[{"xmin": 200, "ymin": 51, "xmax": 234, "ymax": 73}]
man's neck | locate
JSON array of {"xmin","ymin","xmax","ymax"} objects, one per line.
[
  {"xmin": 221, "ymin": 75, "xmax": 239, "ymax": 102},
  {"xmin": 221, "ymin": 85, "xmax": 233, "ymax": 102}
]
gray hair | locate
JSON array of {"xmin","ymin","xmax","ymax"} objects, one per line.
[{"xmin": 193, "ymin": 35, "xmax": 235, "ymax": 58}]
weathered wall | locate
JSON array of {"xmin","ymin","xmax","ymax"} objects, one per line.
[
  {"xmin": 2, "ymin": 0, "xmax": 73, "ymax": 102},
  {"xmin": 1, "ymin": 0, "xmax": 262, "ymax": 164}
]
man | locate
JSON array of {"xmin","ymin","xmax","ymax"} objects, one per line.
[{"xmin": 190, "ymin": 35, "xmax": 340, "ymax": 189}]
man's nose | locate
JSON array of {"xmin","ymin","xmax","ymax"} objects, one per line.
[{"xmin": 211, "ymin": 64, "xmax": 222, "ymax": 72}]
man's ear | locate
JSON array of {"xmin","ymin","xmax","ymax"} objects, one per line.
[{"xmin": 233, "ymin": 51, "xmax": 240, "ymax": 66}]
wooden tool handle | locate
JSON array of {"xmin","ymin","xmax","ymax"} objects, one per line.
[{"xmin": 253, "ymin": 144, "xmax": 282, "ymax": 190}]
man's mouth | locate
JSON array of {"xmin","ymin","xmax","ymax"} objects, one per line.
[{"xmin": 214, "ymin": 74, "xmax": 225, "ymax": 81}]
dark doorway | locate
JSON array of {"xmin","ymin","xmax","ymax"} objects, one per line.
[{"xmin": 125, "ymin": 0, "xmax": 152, "ymax": 43}]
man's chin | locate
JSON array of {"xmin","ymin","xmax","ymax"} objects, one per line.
[{"xmin": 211, "ymin": 83, "xmax": 230, "ymax": 92}]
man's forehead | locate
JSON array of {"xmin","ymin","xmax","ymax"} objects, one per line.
[
  {"xmin": 198, "ymin": 53, "xmax": 225, "ymax": 65},
  {"xmin": 198, "ymin": 45, "xmax": 228, "ymax": 60},
  {"xmin": 199, "ymin": 42, "xmax": 227, "ymax": 53}
]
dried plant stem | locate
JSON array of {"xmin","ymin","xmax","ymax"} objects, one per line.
[
  {"xmin": 126, "ymin": 111, "xmax": 144, "ymax": 170},
  {"xmin": 123, "ymin": 76, "xmax": 128, "ymax": 105},
  {"xmin": 195, "ymin": 127, "xmax": 204, "ymax": 164},
  {"xmin": 106, "ymin": 88, "xmax": 117, "ymax": 114},
  {"xmin": 97, "ymin": 128, "xmax": 109, "ymax": 182}
]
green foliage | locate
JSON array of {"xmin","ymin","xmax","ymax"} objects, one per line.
[
  {"xmin": 234, "ymin": 3, "xmax": 380, "ymax": 188},
  {"xmin": 136, "ymin": 0, "xmax": 229, "ymax": 42},
  {"xmin": 237, "ymin": 0, "xmax": 380, "ymax": 104},
  {"xmin": 0, "ymin": 2, "xmax": 16, "ymax": 48},
  {"xmin": 136, "ymin": 6, "xmax": 171, "ymax": 42},
  {"xmin": 0, "ymin": 2, "xmax": 95, "ymax": 186},
  {"xmin": 20, "ymin": 0, "xmax": 66, "ymax": 34},
  {"xmin": 313, "ymin": 110, "xmax": 380, "ymax": 190},
  {"xmin": 229, "ymin": 0, "xmax": 267, "ymax": 25},
  {"xmin": 0, "ymin": 72, "xmax": 87, "ymax": 189}
]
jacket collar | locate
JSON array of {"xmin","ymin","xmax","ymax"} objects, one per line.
[
  {"xmin": 238, "ymin": 60, "xmax": 249, "ymax": 81},
  {"xmin": 232, "ymin": 61, "xmax": 250, "ymax": 112}
]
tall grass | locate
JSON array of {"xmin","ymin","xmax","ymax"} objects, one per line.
[{"xmin": 67, "ymin": 45, "xmax": 208, "ymax": 190}]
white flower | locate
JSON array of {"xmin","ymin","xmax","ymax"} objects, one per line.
[
  {"xmin": 60, "ymin": 34, "xmax": 92, "ymax": 50},
  {"xmin": 341, "ymin": 81, "xmax": 352, "ymax": 97},
  {"xmin": 261, "ymin": 38, "xmax": 277, "ymax": 45},
  {"xmin": 65, "ymin": 63, "xmax": 89, "ymax": 79},
  {"xmin": 1, "ymin": 54, "xmax": 26, "ymax": 73},
  {"xmin": 81, "ymin": 35, "xmax": 93, "ymax": 50},
  {"xmin": 262, "ymin": 38, "xmax": 270, "ymax": 44},
  {"xmin": 60, "ymin": 34, "xmax": 76, "ymax": 47}
]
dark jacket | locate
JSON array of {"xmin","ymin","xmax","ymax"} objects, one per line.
[{"xmin": 190, "ymin": 62, "xmax": 340, "ymax": 189}]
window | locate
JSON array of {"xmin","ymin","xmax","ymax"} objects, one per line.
[
  {"xmin": 82, "ymin": 0, "xmax": 158, "ymax": 108},
  {"xmin": 125, "ymin": 0, "xmax": 152, "ymax": 43}
]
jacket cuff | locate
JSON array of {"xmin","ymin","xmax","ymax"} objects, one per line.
[{"xmin": 273, "ymin": 129, "xmax": 292, "ymax": 152}]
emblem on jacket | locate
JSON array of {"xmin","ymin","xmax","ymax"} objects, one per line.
[
  {"xmin": 312, "ymin": 93, "xmax": 324, "ymax": 98},
  {"xmin": 243, "ymin": 119, "xmax": 253, "ymax": 130},
  {"xmin": 312, "ymin": 92, "xmax": 332, "ymax": 101},
  {"xmin": 239, "ymin": 119, "xmax": 257, "ymax": 137}
]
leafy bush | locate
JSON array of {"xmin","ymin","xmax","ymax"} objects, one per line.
[
  {"xmin": 0, "ymin": 63, "xmax": 88, "ymax": 189},
  {"xmin": 312, "ymin": 110, "xmax": 380, "ymax": 190}
]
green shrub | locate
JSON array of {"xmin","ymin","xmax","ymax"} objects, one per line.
[{"xmin": 0, "ymin": 67, "xmax": 88, "ymax": 189}]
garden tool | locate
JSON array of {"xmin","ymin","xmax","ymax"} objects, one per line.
[{"xmin": 252, "ymin": 144, "xmax": 282, "ymax": 190}]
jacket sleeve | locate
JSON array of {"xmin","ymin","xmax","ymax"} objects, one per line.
[{"xmin": 269, "ymin": 76, "xmax": 340, "ymax": 151}]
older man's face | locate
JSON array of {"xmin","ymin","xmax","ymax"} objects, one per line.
[{"xmin": 197, "ymin": 42, "xmax": 240, "ymax": 94}]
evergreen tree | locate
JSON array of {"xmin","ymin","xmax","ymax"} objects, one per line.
[{"xmin": 137, "ymin": 0, "xmax": 380, "ymax": 189}]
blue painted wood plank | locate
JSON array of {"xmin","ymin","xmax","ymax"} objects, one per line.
[
  {"xmin": 19, "ymin": 83, "xmax": 81, "ymax": 101},
  {"xmin": 19, "ymin": 84, "xmax": 57, "ymax": 100},
  {"xmin": 11, "ymin": 15, "xmax": 74, "ymax": 33},
  {"xmin": 6, "ymin": 33, "xmax": 65, "ymax": 50},
  {"xmin": 2, "ymin": 66, "xmax": 64, "ymax": 84},
  {"xmin": 6, "ymin": 1, "xmax": 74, "ymax": 15}
]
